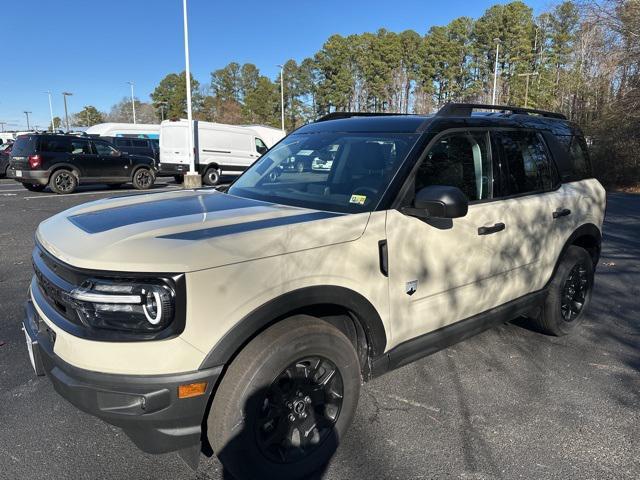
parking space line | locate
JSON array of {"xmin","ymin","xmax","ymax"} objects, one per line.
[{"xmin": 23, "ymin": 186, "xmax": 181, "ymax": 200}]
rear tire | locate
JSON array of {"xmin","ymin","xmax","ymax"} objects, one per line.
[
  {"xmin": 49, "ymin": 170, "xmax": 77, "ymax": 194},
  {"xmin": 132, "ymin": 167, "xmax": 154, "ymax": 190},
  {"xmin": 208, "ymin": 315, "xmax": 361, "ymax": 480},
  {"xmin": 173, "ymin": 174, "xmax": 184, "ymax": 184},
  {"xmin": 531, "ymin": 246, "xmax": 594, "ymax": 336},
  {"xmin": 22, "ymin": 183, "xmax": 46, "ymax": 192},
  {"xmin": 203, "ymin": 167, "xmax": 220, "ymax": 186}
]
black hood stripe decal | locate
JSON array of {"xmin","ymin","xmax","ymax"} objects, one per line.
[
  {"xmin": 69, "ymin": 192, "xmax": 263, "ymax": 234},
  {"xmin": 158, "ymin": 211, "xmax": 341, "ymax": 241}
]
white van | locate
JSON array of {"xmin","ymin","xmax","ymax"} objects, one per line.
[
  {"xmin": 0, "ymin": 133, "xmax": 15, "ymax": 144},
  {"xmin": 159, "ymin": 119, "xmax": 285, "ymax": 185},
  {"xmin": 85, "ymin": 123, "xmax": 160, "ymax": 139}
]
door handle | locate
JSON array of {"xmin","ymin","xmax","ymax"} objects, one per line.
[
  {"xmin": 378, "ymin": 240, "xmax": 388, "ymax": 277},
  {"xmin": 478, "ymin": 222, "xmax": 505, "ymax": 235},
  {"xmin": 553, "ymin": 208, "xmax": 571, "ymax": 219}
]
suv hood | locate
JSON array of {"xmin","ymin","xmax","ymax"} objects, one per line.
[{"xmin": 36, "ymin": 189, "xmax": 369, "ymax": 272}]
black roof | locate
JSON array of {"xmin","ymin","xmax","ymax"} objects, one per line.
[{"xmin": 297, "ymin": 103, "xmax": 581, "ymax": 137}]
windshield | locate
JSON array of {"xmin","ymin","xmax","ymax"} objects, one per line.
[{"xmin": 228, "ymin": 131, "xmax": 419, "ymax": 213}]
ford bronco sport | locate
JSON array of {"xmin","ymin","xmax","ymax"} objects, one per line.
[
  {"xmin": 8, "ymin": 133, "xmax": 157, "ymax": 194},
  {"xmin": 22, "ymin": 104, "xmax": 605, "ymax": 479}
]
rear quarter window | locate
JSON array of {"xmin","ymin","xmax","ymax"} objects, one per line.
[
  {"xmin": 555, "ymin": 135, "xmax": 592, "ymax": 180},
  {"xmin": 11, "ymin": 135, "xmax": 38, "ymax": 156},
  {"xmin": 40, "ymin": 137, "xmax": 72, "ymax": 153}
]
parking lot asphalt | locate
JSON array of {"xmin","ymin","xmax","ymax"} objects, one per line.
[{"xmin": 0, "ymin": 179, "xmax": 638, "ymax": 480}]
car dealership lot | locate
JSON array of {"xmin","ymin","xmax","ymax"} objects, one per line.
[{"xmin": 0, "ymin": 181, "xmax": 637, "ymax": 480}]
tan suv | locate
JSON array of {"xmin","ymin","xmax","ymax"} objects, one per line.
[{"xmin": 22, "ymin": 104, "xmax": 606, "ymax": 479}]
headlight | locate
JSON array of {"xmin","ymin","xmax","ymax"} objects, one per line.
[{"xmin": 67, "ymin": 279, "xmax": 175, "ymax": 333}]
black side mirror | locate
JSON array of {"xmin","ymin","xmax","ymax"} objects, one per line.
[
  {"xmin": 402, "ymin": 185, "xmax": 469, "ymax": 219},
  {"xmin": 257, "ymin": 146, "xmax": 268, "ymax": 155}
]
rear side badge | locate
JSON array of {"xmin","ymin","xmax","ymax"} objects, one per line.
[{"xmin": 406, "ymin": 280, "xmax": 418, "ymax": 296}]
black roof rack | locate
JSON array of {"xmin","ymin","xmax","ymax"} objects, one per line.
[
  {"xmin": 316, "ymin": 112, "xmax": 411, "ymax": 122},
  {"xmin": 436, "ymin": 103, "xmax": 566, "ymax": 120}
]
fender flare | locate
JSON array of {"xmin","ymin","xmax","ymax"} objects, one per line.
[
  {"xmin": 48, "ymin": 163, "xmax": 80, "ymax": 182},
  {"xmin": 199, "ymin": 285, "xmax": 387, "ymax": 369},
  {"xmin": 547, "ymin": 223, "xmax": 602, "ymax": 286}
]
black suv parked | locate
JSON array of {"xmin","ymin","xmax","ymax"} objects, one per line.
[
  {"xmin": 7, "ymin": 134, "xmax": 157, "ymax": 194},
  {"xmin": 101, "ymin": 136, "xmax": 160, "ymax": 162},
  {"xmin": 0, "ymin": 142, "xmax": 12, "ymax": 177}
]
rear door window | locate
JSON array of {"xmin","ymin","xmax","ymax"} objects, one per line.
[
  {"xmin": 498, "ymin": 131, "xmax": 554, "ymax": 195},
  {"xmin": 70, "ymin": 138, "xmax": 92, "ymax": 155},
  {"xmin": 115, "ymin": 138, "xmax": 131, "ymax": 148},
  {"xmin": 131, "ymin": 139, "xmax": 148, "ymax": 148}
]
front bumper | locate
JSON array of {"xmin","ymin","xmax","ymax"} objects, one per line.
[
  {"xmin": 22, "ymin": 300, "xmax": 222, "ymax": 454},
  {"xmin": 7, "ymin": 168, "xmax": 49, "ymax": 185}
]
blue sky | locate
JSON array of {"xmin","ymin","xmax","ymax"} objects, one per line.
[{"xmin": 1, "ymin": 0, "xmax": 552, "ymax": 130}]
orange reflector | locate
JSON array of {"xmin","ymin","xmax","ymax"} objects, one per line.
[{"xmin": 178, "ymin": 382, "xmax": 207, "ymax": 399}]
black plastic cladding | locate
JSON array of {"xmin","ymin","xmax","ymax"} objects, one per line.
[{"xmin": 33, "ymin": 240, "xmax": 186, "ymax": 342}]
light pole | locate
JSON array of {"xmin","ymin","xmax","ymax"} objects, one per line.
[
  {"xmin": 517, "ymin": 72, "xmax": 539, "ymax": 107},
  {"xmin": 24, "ymin": 111, "xmax": 32, "ymax": 130},
  {"xmin": 491, "ymin": 38, "xmax": 501, "ymax": 105},
  {"xmin": 277, "ymin": 64, "xmax": 285, "ymax": 131},
  {"xmin": 44, "ymin": 91, "xmax": 55, "ymax": 131},
  {"xmin": 62, "ymin": 92, "xmax": 73, "ymax": 131},
  {"xmin": 157, "ymin": 101, "xmax": 168, "ymax": 121},
  {"xmin": 127, "ymin": 81, "xmax": 136, "ymax": 124},
  {"xmin": 182, "ymin": 0, "xmax": 200, "ymax": 187},
  {"xmin": 0, "ymin": 122, "xmax": 5, "ymax": 132}
]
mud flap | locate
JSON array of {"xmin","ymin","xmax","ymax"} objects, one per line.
[{"xmin": 178, "ymin": 444, "xmax": 201, "ymax": 471}]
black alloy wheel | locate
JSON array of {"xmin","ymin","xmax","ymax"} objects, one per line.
[
  {"xmin": 208, "ymin": 315, "xmax": 361, "ymax": 480},
  {"xmin": 255, "ymin": 356, "xmax": 344, "ymax": 464},
  {"xmin": 560, "ymin": 263, "xmax": 589, "ymax": 321},
  {"xmin": 50, "ymin": 170, "xmax": 77, "ymax": 194},
  {"xmin": 530, "ymin": 245, "xmax": 594, "ymax": 336},
  {"xmin": 133, "ymin": 168, "xmax": 153, "ymax": 190}
]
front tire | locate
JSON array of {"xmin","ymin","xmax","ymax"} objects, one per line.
[
  {"xmin": 173, "ymin": 174, "xmax": 184, "ymax": 184},
  {"xmin": 532, "ymin": 246, "xmax": 594, "ymax": 336},
  {"xmin": 208, "ymin": 315, "xmax": 361, "ymax": 480},
  {"xmin": 49, "ymin": 170, "xmax": 77, "ymax": 194},
  {"xmin": 132, "ymin": 167, "xmax": 154, "ymax": 190}
]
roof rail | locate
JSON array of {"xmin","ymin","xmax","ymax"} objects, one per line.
[
  {"xmin": 316, "ymin": 111, "xmax": 411, "ymax": 122},
  {"xmin": 436, "ymin": 103, "xmax": 566, "ymax": 120}
]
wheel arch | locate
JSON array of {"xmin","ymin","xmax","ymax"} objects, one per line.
[
  {"xmin": 198, "ymin": 163, "xmax": 220, "ymax": 175},
  {"xmin": 130, "ymin": 163, "xmax": 153, "ymax": 180},
  {"xmin": 199, "ymin": 285, "xmax": 388, "ymax": 379},
  {"xmin": 50, "ymin": 164, "xmax": 80, "ymax": 181},
  {"xmin": 549, "ymin": 223, "xmax": 602, "ymax": 285}
]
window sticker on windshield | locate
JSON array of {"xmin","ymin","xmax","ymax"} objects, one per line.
[
  {"xmin": 297, "ymin": 149, "xmax": 314, "ymax": 156},
  {"xmin": 349, "ymin": 194, "xmax": 367, "ymax": 205}
]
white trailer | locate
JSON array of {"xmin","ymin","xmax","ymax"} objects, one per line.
[
  {"xmin": 159, "ymin": 119, "xmax": 285, "ymax": 185},
  {"xmin": 85, "ymin": 123, "xmax": 160, "ymax": 139}
]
